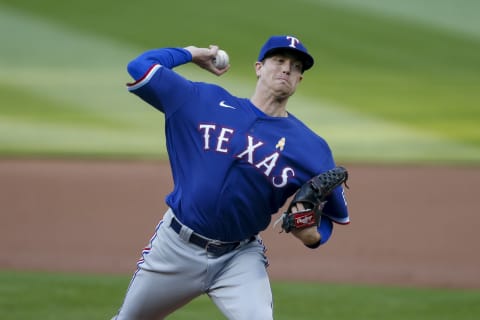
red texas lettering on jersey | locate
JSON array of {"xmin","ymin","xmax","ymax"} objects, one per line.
[{"xmin": 198, "ymin": 124, "xmax": 295, "ymax": 188}]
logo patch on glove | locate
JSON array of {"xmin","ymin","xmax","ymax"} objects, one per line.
[
  {"xmin": 293, "ymin": 211, "xmax": 316, "ymax": 228},
  {"xmin": 275, "ymin": 166, "xmax": 349, "ymax": 233}
]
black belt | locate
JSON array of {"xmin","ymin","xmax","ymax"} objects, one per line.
[{"xmin": 170, "ymin": 216, "xmax": 255, "ymax": 256}]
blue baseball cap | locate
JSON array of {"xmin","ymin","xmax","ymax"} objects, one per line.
[{"xmin": 257, "ymin": 35, "xmax": 314, "ymax": 71}]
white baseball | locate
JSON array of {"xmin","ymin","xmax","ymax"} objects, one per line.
[{"xmin": 213, "ymin": 50, "xmax": 229, "ymax": 69}]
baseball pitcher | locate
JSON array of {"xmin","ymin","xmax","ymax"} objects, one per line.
[{"xmin": 112, "ymin": 35, "xmax": 350, "ymax": 320}]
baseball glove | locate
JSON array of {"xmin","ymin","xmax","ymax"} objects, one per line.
[{"xmin": 278, "ymin": 166, "xmax": 349, "ymax": 233}]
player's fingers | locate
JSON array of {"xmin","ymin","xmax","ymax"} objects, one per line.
[
  {"xmin": 213, "ymin": 64, "xmax": 231, "ymax": 76},
  {"xmin": 193, "ymin": 45, "xmax": 229, "ymax": 76},
  {"xmin": 291, "ymin": 202, "xmax": 306, "ymax": 213},
  {"xmin": 208, "ymin": 45, "xmax": 219, "ymax": 56}
]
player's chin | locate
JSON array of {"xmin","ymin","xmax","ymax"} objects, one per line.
[
  {"xmin": 274, "ymin": 78, "xmax": 291, "ymax": 87},
  {"xmin": 272, "ymin": 83, "xmax": 294, "ymax": 96}
]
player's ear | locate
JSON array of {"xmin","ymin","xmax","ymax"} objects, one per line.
[{"xmin": 254, "ymin": 61, "xmax": 263, "ymax": 78}]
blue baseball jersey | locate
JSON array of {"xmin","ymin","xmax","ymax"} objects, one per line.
[{"xmin": 126, "ymin": 48, "xmax": 349, "ymax": 243}]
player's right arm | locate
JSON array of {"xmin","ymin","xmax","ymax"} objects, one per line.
[
  {"xmin": 126, "ymin": 48, "xmax": 195, "ymax": 114},
  {"xmin": 127, "ymin": 47, "xmax": 192, "ymax": 79},
  {"xmin": 127, "ymin": 45, "xmax": 229, "ymax": 80},
  {"xmin": 126, "ymin": 46, "xmax": 229, "ymax": 114}
]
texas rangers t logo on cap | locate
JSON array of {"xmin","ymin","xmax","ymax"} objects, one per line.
[
  {"xmin": 257, "ymin": 35, "xmax": 314, "ymax": 71},
  {"xmin": 286, "ymin": 36, "xmax": 300, "ymax": 49}
]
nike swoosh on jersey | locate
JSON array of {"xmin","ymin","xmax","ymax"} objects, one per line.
[{"xmin": 219, "ymin": 100, "xmax": 236, "ymax": 109}]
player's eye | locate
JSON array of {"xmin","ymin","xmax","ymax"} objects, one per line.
[
  {"xmin": 293, "ymin": 62, "xmax": 303, "ymax": 71},
  {"xmin": 273, "ymin": 56, "xmax": 285, "ymax": 64}
]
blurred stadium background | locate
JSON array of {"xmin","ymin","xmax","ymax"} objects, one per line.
[{"xmin": 1, "ymin": 0, "xmax": 479, "ymax": 163}]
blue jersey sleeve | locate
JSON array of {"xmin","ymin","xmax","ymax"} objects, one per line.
[
  {"xmin": 304, "ymin": 216, "xmax": 333, "ymax": 249},
  {"xmin": 306, "ymin": 138, "xmax": 349, "ymax": 226},
  {"xmin": 322, "ymin": 185, "xmax": 349, "ymax": 225},
  {"xmin": 127, "ymin": 48, "xmax": 192, "ymax": 79},
  {"xmin": 125, "ymin": 48, "xmax": 195, "ymax": 115},
  {"xmin": 319, "ymin": 216, "xmax": 333, "ymax": 245}
]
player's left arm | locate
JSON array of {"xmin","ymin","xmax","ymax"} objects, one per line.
[
  {"xmin": 288, "ymin": 169, "xmax": 349, "ymax": 249},
  {"xmin": 322, "ymin": 185, "xmax": 350, "ymax": 225},
  {"xmin": 289, "ymin": 203, "xmax": 334, "ymax": 249},
  {"xmin": 296, "ymin": 138, "xmax": 349, "ymax": 247}
]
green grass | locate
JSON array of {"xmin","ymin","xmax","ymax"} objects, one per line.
[
  {"xmin": 0, "ymin": 0, "xmax": 479, "ymax": 163},
  {"xmin": 0, "ymin": 83, "xmax": 167, "ymax": 159},
  {"xmin": 1, "ymin": 270, "xmax": 479, "ymax": 320}
]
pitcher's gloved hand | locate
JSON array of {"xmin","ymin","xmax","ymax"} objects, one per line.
[{"xmin": 280, "ymin": 166, "xmax": 349, "ymax": 233}]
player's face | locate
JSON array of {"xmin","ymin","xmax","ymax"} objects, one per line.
[{"xmin": 256, "ymin": 53, "xmax": 304, "ymax": 98}]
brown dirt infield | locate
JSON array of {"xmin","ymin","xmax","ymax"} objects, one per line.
[{"xmin": 0, "ymin": 159, "xmax": 479, "ymax": 288}]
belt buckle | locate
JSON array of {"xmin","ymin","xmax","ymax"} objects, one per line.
[{"xmin": 206, "ymin": 240, "xmax": 234, "ymax": 256}]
